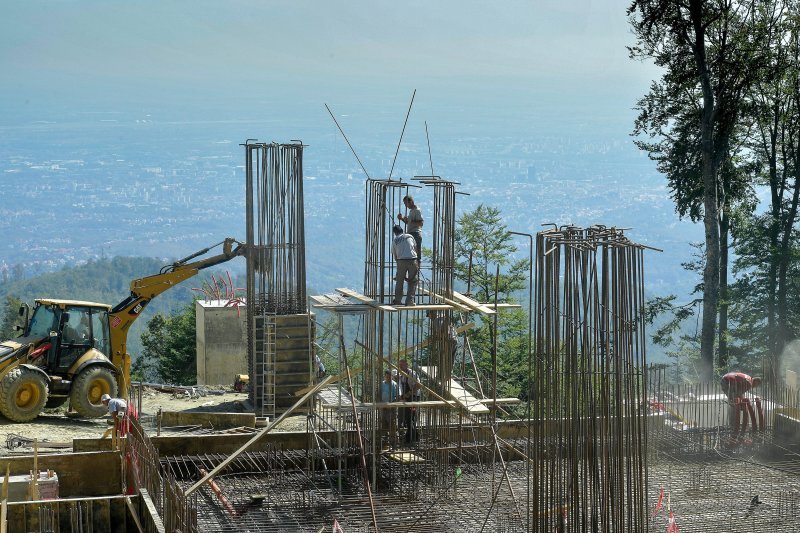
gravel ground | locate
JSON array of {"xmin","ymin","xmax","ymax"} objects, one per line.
[{"xmin": 0, "ymin": 387, "xmax": 307, "ymax": 456}]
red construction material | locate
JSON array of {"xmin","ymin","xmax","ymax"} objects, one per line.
[{"xmin": 198, "ymin": 468, "xmax": 236, "ymax": 516}]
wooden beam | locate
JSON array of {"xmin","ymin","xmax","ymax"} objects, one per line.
[
  {"xmin": 139, "ymin": 489, "xmax": 166, "ymax": 533},
  {"xmin": 125, "ymin": 496, "xmax": 145, "ymax": 533},
  {"xmin": 185, "ymin": 374, "xmax": 335, "ymax": 497},
  {"xmin": 336, "ymin": 287, "xmax": 452, "ymax": 312},
  {"xmin": 452, "ymin": 291, "xmax": 496, "ymax": 315},
  {"xmin": 419, "ymin": 365, "xmax": 490, "ymax": 414},
  {"xmin": 335, "ymin": 288, "xmax": 396, "ymax": 312},
  {"xmin": 421, "ymin": 288, "xmax": 470, "ymax": 312}
]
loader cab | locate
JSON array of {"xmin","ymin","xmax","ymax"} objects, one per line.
[{"xmin": 27, "ymin": 300, "xmax": 112, "ymax": 374}]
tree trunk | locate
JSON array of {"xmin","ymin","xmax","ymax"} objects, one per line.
[
  {"xmin": 691, "ymin": 0, "xmax": 720, "ymax": 382},
  {"xmin": 718, "ymin": 210, "xmax": 729, "ymax": 369}
]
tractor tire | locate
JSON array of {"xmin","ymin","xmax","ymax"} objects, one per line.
[
  {"xmin": 45, "ymin": 396, "xmax": 69, "ymax": 409},
  {"xmin": 0, "ymin": 367, "xmax": 49, "ymax": 422},
  {"xmin": 70, "ymin": 366, "xmax": 117, "ymax": 418}
]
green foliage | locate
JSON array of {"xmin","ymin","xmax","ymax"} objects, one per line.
[
  {"xmin": 454, "ymin": 204, "xmax": 531, "ymax": 401},
  {"xmin": 629, "ymin": 0, "xmax": 777, "ymax": 379},
  {"xmin": 138, "ymin": 302, "xmax": 197, "ymax": 385},
  {"xmin": 630, "ymin": 0, "xmax": 800, "ymax": 377},
  {"xmin": 0, "ymin": 295, "xmax": 23, "ymax": 340}
]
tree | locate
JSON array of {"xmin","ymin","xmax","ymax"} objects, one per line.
[
  {"xmin": 730, "ymin": 4, "xmax": 800, "ymax": 378},
  {"xmin": 630, "ymin": 0, "xmax": 768, "ymax": 379},
  {"xmin": 0, "ymin": 295, "xmax": 23, "ymax": 340},
  {"xmin": 137, "ymin": 302, "xmax": 197, "ymax": 385},
  {"xmin": 454, "ymin": 205, "xmax": 530, "ymax": 399}
]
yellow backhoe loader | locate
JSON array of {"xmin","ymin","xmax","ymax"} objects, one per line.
[{"xmin": 0, "ymin": 238, "xmax": 246, "ymax": 422}]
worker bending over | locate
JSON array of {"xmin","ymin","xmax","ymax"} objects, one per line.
[{"xmin": 720, "ymin": 372, "xmax": 764, "ymax": 440}]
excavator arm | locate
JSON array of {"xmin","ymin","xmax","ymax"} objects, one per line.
[{"xmin": 108, "ymin": 238, "xmax": 247, "ymax": 397}]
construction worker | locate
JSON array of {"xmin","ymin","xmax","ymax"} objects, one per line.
[
  {"xmin": 397, "ymin": 195, "xmax": 423, "ymax": 264},
  {"xmin": 101, "ymin": 393, "xmax": 127, "ymax": 423},
  {"xmin": 720, "ymin": 372, "xmax": 764, "ymax": 440},
  {"xmin": 398, "ymin": 359, "xmax": 421, "ymax": 444},
  {"xmin": 101, "ymin": 393, "xmax": 130, "ymax": 437},
  {"xmin": 721, "ymin": 372, "xmax": 761, "ymax": 399},
  {"xmin": 380, "ymin": 369, "xmax": 398, "ymax": 438},
  {"xmin": 392, "ymin": 225, "xmax": 418, "ymax": 306}
]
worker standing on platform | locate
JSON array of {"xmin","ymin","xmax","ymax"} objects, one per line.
[
  {"xmin": 397, "ymin": 195, "xmax": 423, "ymax": 265},
  {"xmin": 399, "ymin": 359, "xmax": 421, "ymax": 444},
  {"xmin": 381, "ymin": 369, "xmax": 398, "ymax": 438},
  {"xmin": 392, "ymin": 225, "xmax": 418, "ymax": 306}
]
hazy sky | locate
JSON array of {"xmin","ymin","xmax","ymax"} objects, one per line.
[{"xmin": 1, "ymin": 1, "xmax": 658, "ymax": 119}]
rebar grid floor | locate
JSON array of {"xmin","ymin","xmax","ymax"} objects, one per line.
[
  {"xmin": 167, "ymin": 449, "xmax": 529, "ymax": 532},
  {"xmin": 648, "ymin": 449, "xmax": 800, "ymax": 532},
  {"xmin": 157, "ymin": 429, "xmax": 800, "ymax": 533}
]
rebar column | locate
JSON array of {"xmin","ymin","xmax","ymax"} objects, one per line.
[
  {"xmin": 245, "ymin": 142, "xmax": 308, "ymax": 417},
  {"xmin": 532, "ymin": 225, "xmax": 649, "ymax": 532}
]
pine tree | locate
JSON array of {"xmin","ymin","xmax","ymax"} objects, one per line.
[{"xmin": 454, "ymin": 205, "xmax": 530, "ymax": 400}]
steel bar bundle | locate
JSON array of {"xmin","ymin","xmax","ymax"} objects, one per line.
[
  {"xmin": 245, "ymin": 141, "xmax": 307, "ymax": 315},
  {"xmin": 533, "ymin": 225, "xmax": 649, "ymax": 532}
]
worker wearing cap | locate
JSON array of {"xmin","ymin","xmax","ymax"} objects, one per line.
[
  {"xmin": 397, "ymin": 195, "xmax": 423, "ymax": 265},
  {"xmin": 101, "ymin": 393, "xmax": 128, "ymax": 424},
  {"xmin": 392, "ymin": 225, "xmax": 418, "ymax": 306}
]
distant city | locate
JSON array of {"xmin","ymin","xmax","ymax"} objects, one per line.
[{"xmin": 0, "ymin": 105, "xmax": 702, "ymax": 303}]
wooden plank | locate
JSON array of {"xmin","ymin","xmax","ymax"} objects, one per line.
[
  {"xmin": 125, "ymin": 496, "xmax": 145, "ymax": 533},
  {"xmin": 185, "ymin": 374, "xmax": 336, "ymax": 497},
  {"xmin": 451, "ymin": 291, "xmax": 496, "ymax": 315},
  {"xmin": 139, "ymin": 489, "xmax": 166, "ymax": 533},
  {"xmin": 390, "ymin": 303, "xmax": 451, "ymax": 311},
  {"xmin": 309, "ymin": 295, "xmax": 372, "ymax": 313},
  {"xmin": 421, "ymin": 288, "xmax": 470, "ymax": 312},
  {"xmin": 484, "ymin": 303, "xmax": 522, "ymax": 309},
  {"xmin": 419, "ymin": 365, "xmax": 490, "ymax": 414},
  {"xmin": 478, "ymin": 397, "xmax": 522, "ymax": 405},
  {"xmin": 385, "ymin": 451, "xmax": 425, "ymax": 464},
  {"xmin": 336, "ymin": 288, "xmax": 396, "ymax": 312}
]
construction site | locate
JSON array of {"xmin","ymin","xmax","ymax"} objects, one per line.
[{"xmin": 2, "ymin": 140, "xmax": 800, "ymax": 533}]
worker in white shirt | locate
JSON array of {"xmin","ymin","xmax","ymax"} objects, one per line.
[{"xmin": 392, "ymin": 225, "xmax": 418, "ymax": 306}]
